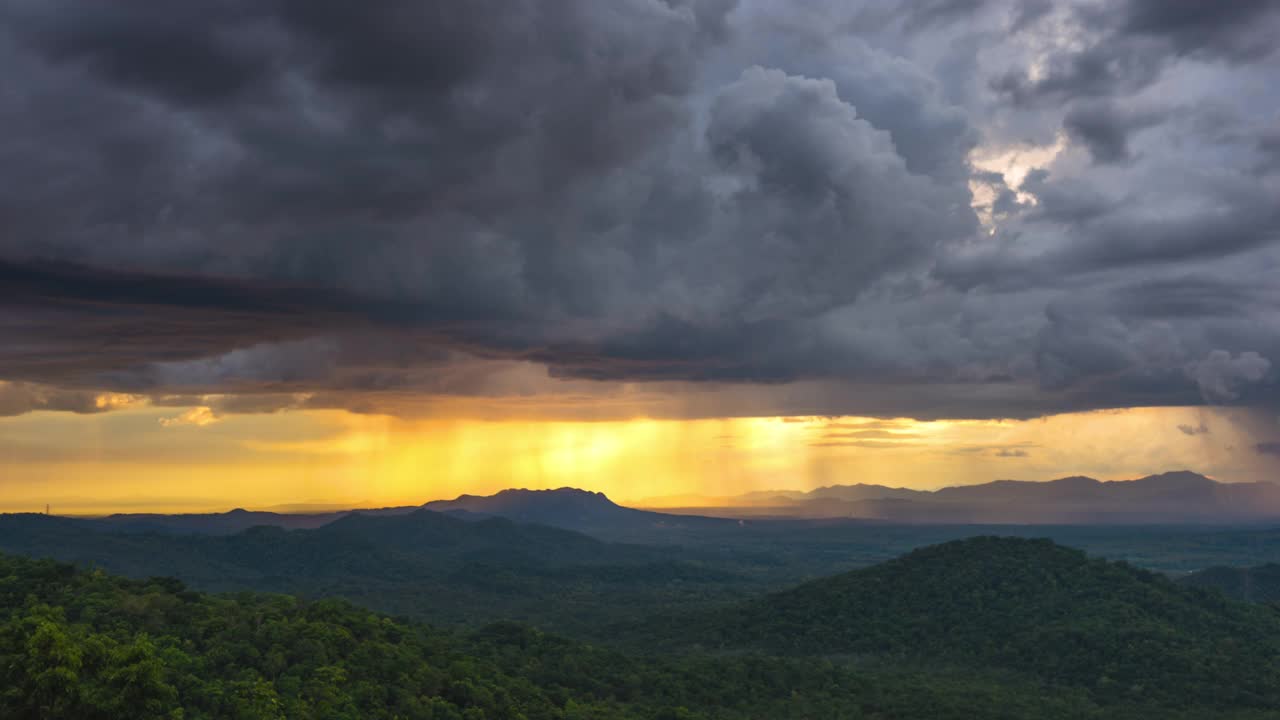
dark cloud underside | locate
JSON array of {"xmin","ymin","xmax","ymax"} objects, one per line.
[{"xmin": 0, "ymin": 0, "xmax": 1277, "ymax": 422}]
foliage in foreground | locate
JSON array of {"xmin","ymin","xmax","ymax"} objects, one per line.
[{"xmin": 2, "ymin": 545, "xmax": 1278, "ymax": 719}]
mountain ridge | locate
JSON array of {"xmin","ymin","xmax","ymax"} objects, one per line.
[
  {"xmin": 644, "ymin": 471, "xmax": 1280, "ymax": 523},
  {"xmin": 422, "ymin": 486, "xmax": 737, "ymax": 535},
  {"xmin": 21, "ymin": 471, "xmax": 1280, "ymax": 538}
]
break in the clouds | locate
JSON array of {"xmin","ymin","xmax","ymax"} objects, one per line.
[{"xmin": 1, "ymin": 0, "xmax": 1278, "ymax": 423}]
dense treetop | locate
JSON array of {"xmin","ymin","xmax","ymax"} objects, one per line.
[
  {"xmin": 0, "ymin": 551, "xmax": 1133, "ymax": 720},
  {"xmin": 5, "ymin": 535, "xmax": 1280, "ymax": 718},
  {"xmin": 1178, "ymin": 563, "xmax": 1280, "ymax": 604},
  {"xmin": 648, "ymin": 537, "xmax": 1280, "ymax": 708}
]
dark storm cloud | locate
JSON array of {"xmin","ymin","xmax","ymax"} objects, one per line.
[
  {"xmin": 5, "ymin": 1, "xmax": 277, "ymax": 104},
  {"xmin": 989, "ymin": 25, "xmax": 1161, "ymax": 106},
  {"xmin": 0, "ymin": 257, "xmax": 431, "ymax": 388},
  {"xmin": 151, "ymin": 393, "xmax": 310, "ymax": 415},
  {"xmin": 1062, "ymin": 100, "xmax": 1164, "ymax": 164},
  {"xmin": 1025, "ymin": 279, "xmax": 1278, "ymax": 410},
  {"xmin": 994, "ymin": 0, "xmax": 1280, "ymax": 104},
  {"xmin": 1186, "ymin": 351, "xmax": 1272, "ymax": 403},
  {"xmin": 0, "ymin": 382, "xmax": 134, "ymax": 417},
  {"xmin": 850, "ymin": 0, "xmax": 990, "ymax": 33},
  {"xmin": 1257, "ymin": 442, "xmax": 1280, "ymax": 457},
  {"xmin": 1119, "ymin": 0, "xmax": 1280, "ymax": 61},
  {"xmin": 1259, "ymin": 122, "xmax": 1280, "ymax": 169},
  {"xmin": 1102, "ymin": 276, "xmax": 1280, "ymax": 320},
  {"xmin": 0, "ymin": 257, "xmax": 375, "ymax": 318},
  {"xmin": 0, "ymin": 1, "xmax": 1278, "ymax": 422}
]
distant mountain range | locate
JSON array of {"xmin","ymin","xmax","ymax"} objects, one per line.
[
  {"xmin": 74, "ymin": 487, "xmax": 734, "ymax": 537},
  {"xmin": 27, "ymin": 471, "xmax": 1280, "ymax": 544},
  {"xmin": 642, "ymin": 471, "xmax": 1280, "ymax": 523}
]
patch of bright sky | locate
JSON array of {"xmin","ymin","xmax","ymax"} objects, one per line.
[{"xmin": 1, "ymin": 403, "xmax": 1272, "ymax": 514}]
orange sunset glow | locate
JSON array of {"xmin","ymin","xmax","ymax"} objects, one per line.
[{"xmin": 2, "ymin": 402, "xmax": 1270, "ymax": 515}]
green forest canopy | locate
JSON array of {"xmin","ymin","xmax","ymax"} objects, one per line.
[{"xmin": 6, "ymin": 536, "xmax": 1280, "ymax": 718}]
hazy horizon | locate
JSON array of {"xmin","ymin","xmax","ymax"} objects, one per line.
[{"xmin": 3, "ymin": 463, "xmax": 1251, "ymax": 517}]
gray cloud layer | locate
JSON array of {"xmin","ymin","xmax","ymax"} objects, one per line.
[{"xmin": 1, "ymin": 0, "xmax": 1278, "ymax": 421}]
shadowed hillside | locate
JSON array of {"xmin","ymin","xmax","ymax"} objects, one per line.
[
  {"xmin": 652, "ymin": 537, "xmax": 1280, "ymax": 709},
  {"xmin": 1179, "ymin": 563, "xmax": 1280, "ymax": 604},
  {"xmin": 0, "ymin": 510, "xmax": 753, "ymax": 631},
  {"xmin": 5, "ymin": 550, "xmax": 1278, "ymax": 719}
]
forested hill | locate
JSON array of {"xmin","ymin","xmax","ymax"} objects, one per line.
[
  {"xmin": 0, "ymin": 510, "xmax": 754, "ymax": 632},
  {"xmin": 650, "ymin": 536, "xmax": 1280, "ymax": 709},
  {"xmin": 0, "ymin": 509, "xmax": 652, "ymax": 581},
  {"xmin": 1179, "ymin": 563, "xmax": 1280, "ymax": 604},
  {"xmin": 0, "ymin": 551, "xmax": 1181, "ymax": 720},
  {"xmin": 8, "ymin": 546, "xmax": 1280, "ymax": 717}
]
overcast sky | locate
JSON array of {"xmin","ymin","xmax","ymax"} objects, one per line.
[{"xmin": 2, "ymin": 1, "xmax": 1279, "ymax": 505}]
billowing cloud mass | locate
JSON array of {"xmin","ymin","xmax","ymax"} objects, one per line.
[{"xmin": 1, "ymin": 0, "xmax": 1278, "ymax": 424}]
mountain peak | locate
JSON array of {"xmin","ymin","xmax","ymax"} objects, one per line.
[
  {"xmin": 421, "ymin": 486, "xmax": 631, "ymax": 525},
  {"xmin": 1048, "ymin": 475, "xmax": 1101, "ymax": 486},
  {"xmin": 435, "ymin": 487, "xmax": 616, "ymax": 507},
  {"xmin": 493, "ymin": 487, "xmax": 616, "ymax": 502},
  {"xmin": 1132, "ymin": 470, "xmax": 1214, "ymax": 486},
  {"xmin": 420, "ymin": 486, "xmax": 732, "ymax": 535}
]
